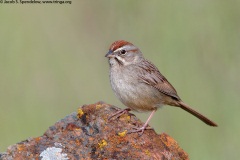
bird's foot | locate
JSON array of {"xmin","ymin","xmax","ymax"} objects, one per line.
[
  {"xmin": 108, "ymin": 108, "xmax": 131, "ymax": 120},
  {"xmin": 128, "ymin": 125, "xmax": 153, "ymax": 136}
]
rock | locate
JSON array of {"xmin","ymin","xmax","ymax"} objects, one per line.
[{"xmin": 0, "ymin": 102, "xmax": 188, "ymax": 160}]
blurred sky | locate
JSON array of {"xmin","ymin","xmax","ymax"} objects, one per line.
[{"xmin": 0, "ymin": 1, "xmax": 240, "ymax": 159}]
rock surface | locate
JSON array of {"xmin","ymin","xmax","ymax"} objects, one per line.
[{"xmin": 0, "ymin": 102, "xmax": 189, "ymax": 160}]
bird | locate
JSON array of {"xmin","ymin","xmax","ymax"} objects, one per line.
[{"xmin": 105, "ymin": 40, "xmax": 217, "ymax": 134}]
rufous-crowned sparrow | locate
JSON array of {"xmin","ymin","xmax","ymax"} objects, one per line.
[{"xmin": 105, "ymin": 40, "xmax": 217, "ymax": 134}]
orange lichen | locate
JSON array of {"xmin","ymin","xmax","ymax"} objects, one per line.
[
  {"xmin": 17, "ymin": 144, "xmax": 26, "ymax": 151},
  {"xmin": 75, "ymin": 139, "xmax": 81, "ymax": 146},
  {"xmin": 98, "ymin": 139, "xmax": 107, "ymax": 149},
  {"xmin": 74, "ymin": 128, "xmax": 82, "ymax": 136},
  {"xmin": 34, "ymin": 137, "xmax": 41, "ymax": 143},
  {"xmin": 118, "ymin": 114, "xmax": 131, "ymax": 122},
  {"xmin": 118, "ymin": 130, "xmax": 127, "ymax": 137},
  {"xmin": 145, "ymin": 150, "xmax": 151, "ymax": 156},
  {"xmin": 66, "ymin": 123, "xmax": 79, "ymax": 130},
  {"xmin": 96, "ymin": 104, "xmax": 102, "ymax": 110},
  {"xmin": 131, "ymin": 143, "xmax": 139, "ymax": 149},
  {"xmin": 103, "ymin": 116, "xmax": 108, "ymax": 122},
  {"xmin": 160, "ymin": 133, "xmax": 178, "ymax": 148},
  {"xmin": 77, "ymin": 108, "xmax": 84, "ymax": 118},
  {"xmin": 125, "ymin": 115, "xmax": 131, "ymax": 122}
]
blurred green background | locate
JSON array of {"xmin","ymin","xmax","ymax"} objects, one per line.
[{"xmin": 0, "ymin": 1, "xmax": 239, "ymax": 159}]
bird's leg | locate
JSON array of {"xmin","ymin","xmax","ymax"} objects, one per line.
[
  {"xmin": 128, "ymin": 110, "xmax": 156, "ymax": 135},
  {"xmin": 108, "ymin": 108, "xmax": 131, "ymax": 120}
]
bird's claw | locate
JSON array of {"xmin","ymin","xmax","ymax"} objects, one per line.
[
  {"xmin": 108, "ymin": 108, "xmax": 131, "ymax": 121},
  {"xmin": 128, "ymin": 125, "xmax": 153, "ymax": 136}
]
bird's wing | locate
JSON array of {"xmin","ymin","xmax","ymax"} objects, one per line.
[{"xmin": 137, "ymin": 60, "xmax": 180, "ymax": 100}]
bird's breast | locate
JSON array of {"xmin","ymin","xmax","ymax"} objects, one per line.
[{"xmin": 109, "ymin": 66, "xmax": 164, "ymax": 112}]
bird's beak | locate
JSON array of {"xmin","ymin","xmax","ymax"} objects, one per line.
[{"xmin": 105, "ymin": 50, "xmax": 115, "ymax": 58}]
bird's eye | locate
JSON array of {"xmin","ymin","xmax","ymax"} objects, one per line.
[{"xmin": 120, "ymin": 49, "xmax": 126, "ymax": 55}]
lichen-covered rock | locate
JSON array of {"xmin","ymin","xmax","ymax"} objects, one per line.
[{"xmin": 0, "ymin": 101, "xmax": 188, "ymax": 160}]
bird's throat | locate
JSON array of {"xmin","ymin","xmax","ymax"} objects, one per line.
[{"xmin": 115, "ymin": 57, "xmax": 124, "ymax": 66}]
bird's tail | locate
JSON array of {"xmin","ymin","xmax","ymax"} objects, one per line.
[{"xmin": 178, "ymin": 101, "xmax": 218, "ymax": 127}]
